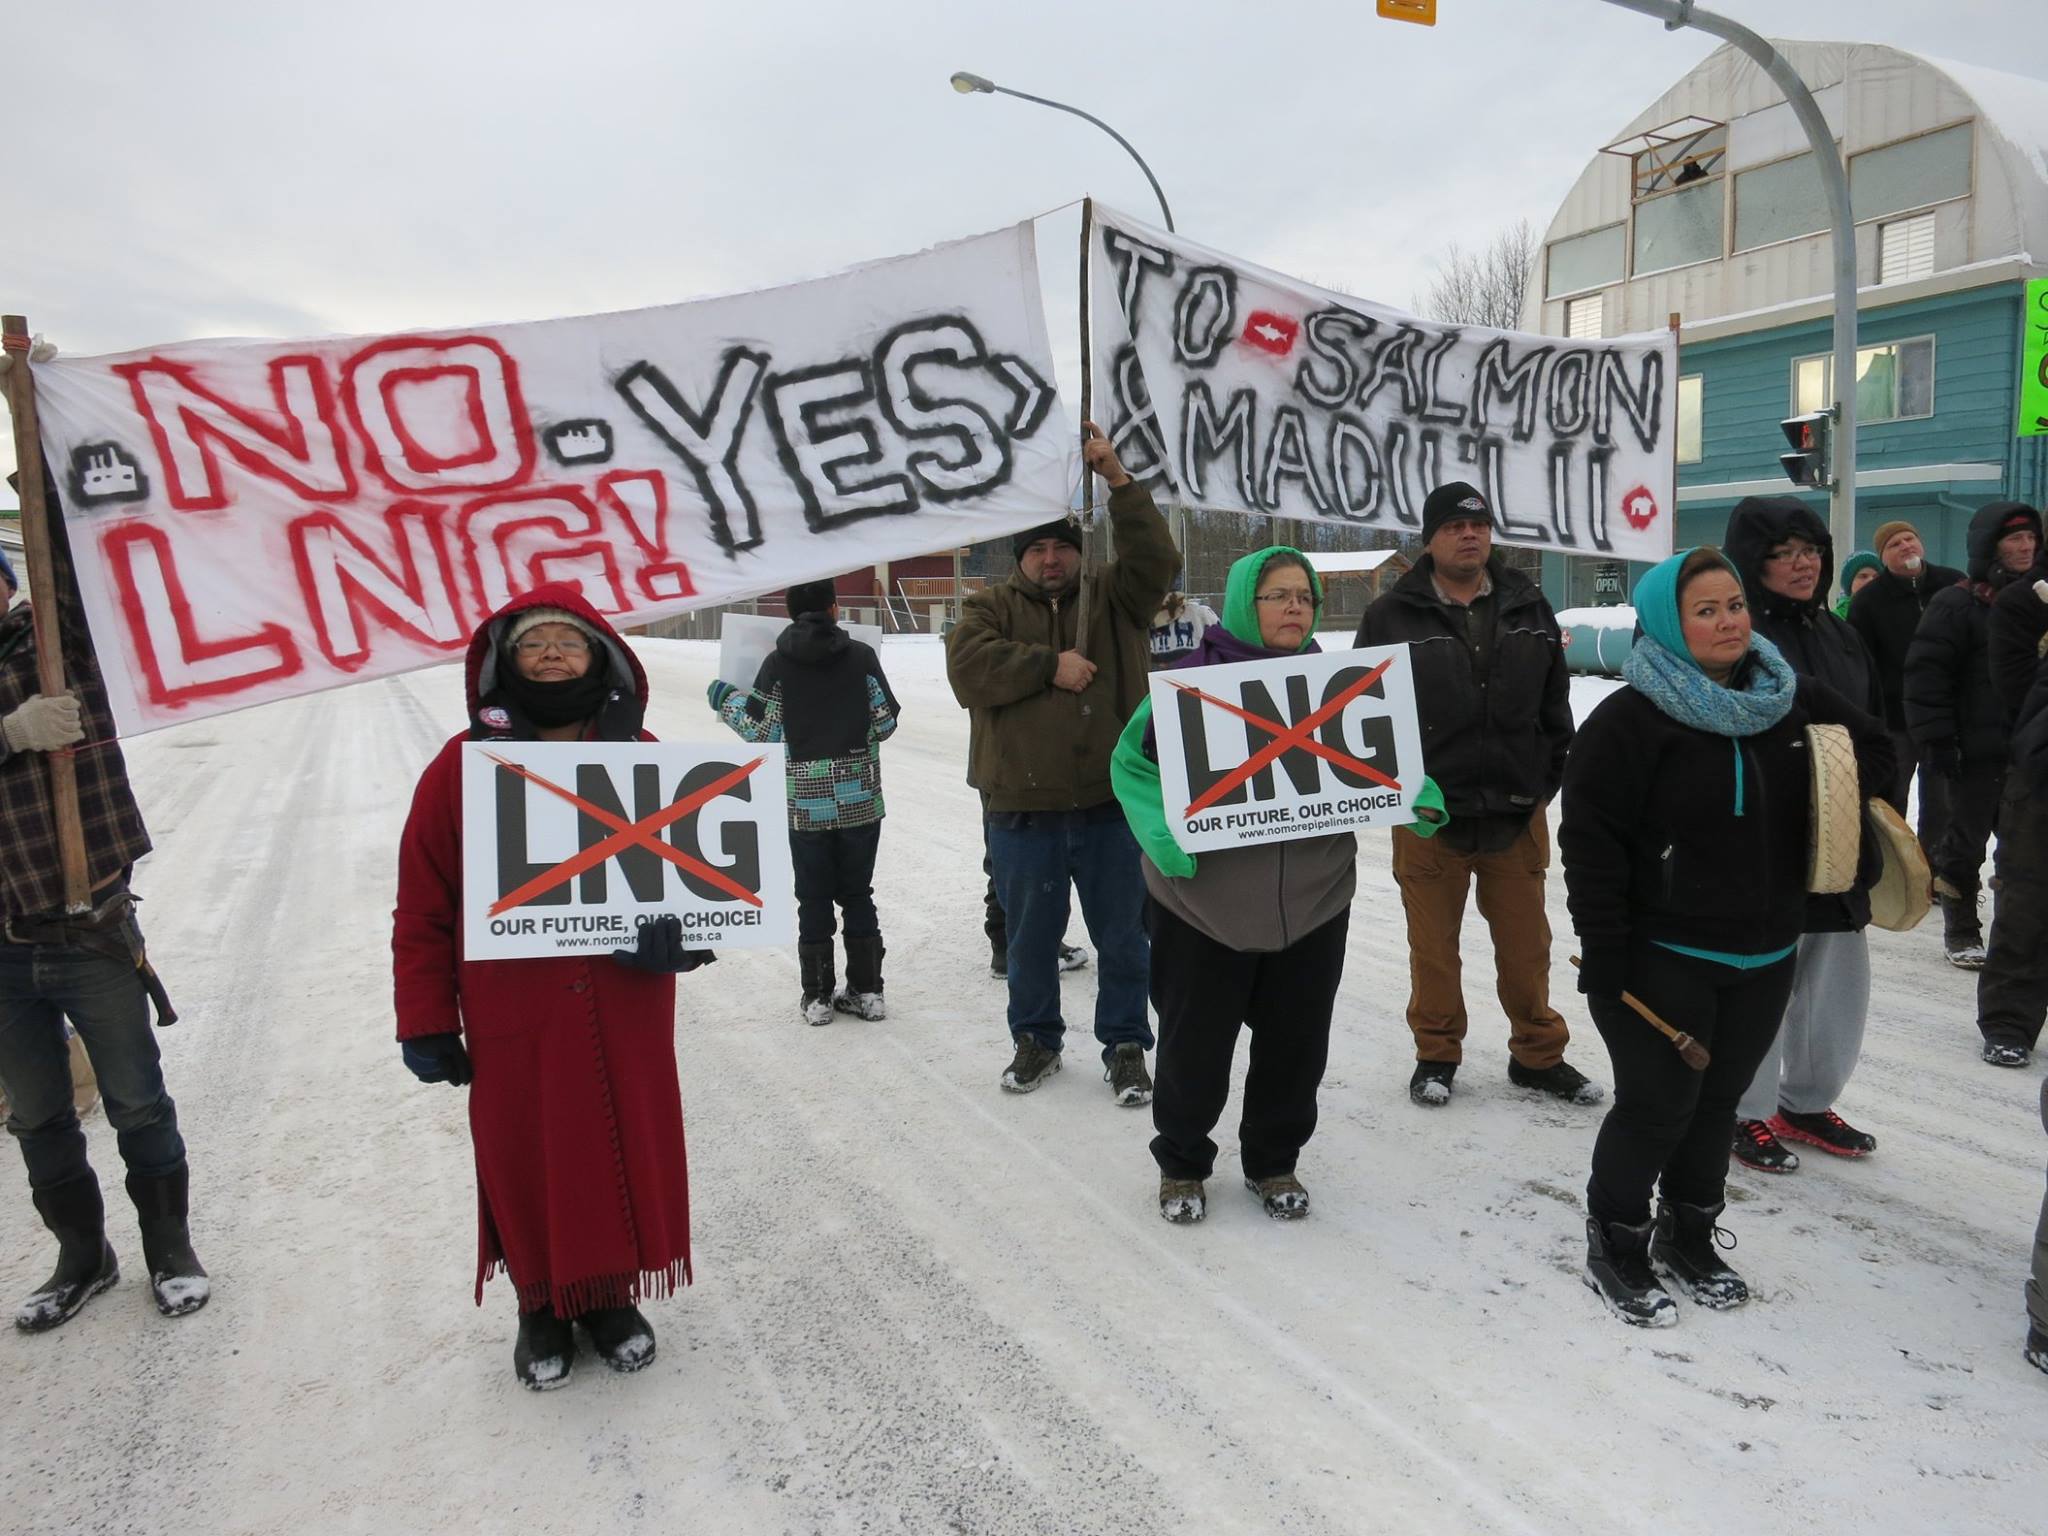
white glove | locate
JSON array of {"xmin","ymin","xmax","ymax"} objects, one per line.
[
  {"xmin": 1, "ymin": 691, "xmax": 84, "ymax": 753},
  {"xmin": 0, "ymin": 334, "xmax": 57, "ymax": 375}
]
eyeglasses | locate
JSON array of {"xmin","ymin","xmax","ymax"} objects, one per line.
[
  {"xmin": 1253, "ymin": 591, "xmax": 1318, "ymax": 610},
  {"xmin": 1764, "ymin": 545, "xmax": 1823, "ymax": 567},
  {"xmin": 516, "ymin": 635, "xmax": 591, "ymax": 656}
]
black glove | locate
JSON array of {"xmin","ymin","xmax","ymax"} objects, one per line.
[
  {"xmin": 614, "ymin": 914, "xmax": 716, "ymax": 974},
  {"xmin": 1925, "ymin": 738, "xmax": 1964, "ymax": 781},
  {"xmin": 1575, "ymin": 946, "xmax": 1627, "ymax": 1000},
  {"xmin": 401, "ymin": 1033, "xmax": 473, "ymax": 1086}
]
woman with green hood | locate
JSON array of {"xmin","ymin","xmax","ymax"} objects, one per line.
[
  {"xmin": 1560, "ymin": 547, "xmax": 1889, "ymax": 1327},
  {"xmin": 1113, "ymin": 547, "xmax": 1443, "ymax": 1225}
]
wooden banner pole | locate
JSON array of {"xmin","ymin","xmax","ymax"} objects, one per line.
[
  {"xmin": 1073, "ymin": 199, "xmax": 1095, "ymax": 659},
  {"xmin": 3, "ymin": 314, "xmax": 93, "ymax": 911}
]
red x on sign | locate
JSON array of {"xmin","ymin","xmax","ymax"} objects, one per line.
[
  {"xmin": 486, "ymin": 752, "xmax": 766, "ymax": 915},
  {"xmin": 1172, "ymin": 659, "xmax": 1400, "ymax": 819}
]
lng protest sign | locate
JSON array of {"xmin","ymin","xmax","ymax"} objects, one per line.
[
  {"xmin": 1089, "ymin": 203, "xmax": 1677, "ymax": 563},
  {"xmin": 1150, "ymin": 644, "xmax": 1425, "ymax": 854},
  {"xmin": 460, "ymin": 740, "xmax": 792, "ymax": 960},
  {"xmin": 30, "ymin": 221, "xmax": 1071, "ymax": 735}
]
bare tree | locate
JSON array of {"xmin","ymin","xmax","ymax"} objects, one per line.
[{"xmin": 1416, "ymin": 219, "xmax": 1539, "ymax": 331}]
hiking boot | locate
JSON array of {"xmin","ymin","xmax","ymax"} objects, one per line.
[
  {"xmin": 1106, "ymin": 1043, "xmax": 1153, "ymax": 1106},
  {"xmin": 1058, "ymin": 943, "xmax": 1090, "ymax": 972},
  {"xmin": 578, "ymin": 1305, "xmax": 657, "ymax": 1373},
  {"xmin": 1983, "ymin": 1042, "xmax": 2032, "ymax": 1068},
  {"xmin": 513, "ymin": 1305, "xmax": 576, "ymax": 1391},
  {"xmin": 1245, "ymin": 1172, "xmax": 1311, "ymax": 1220},
  {"xmin": 1731, "ymin": 1119, "xmax": 1800, "ymax": 1173},
  {"xmin": 1508, "ymin": 1058, "xmax": 1606, "ymax": 1106},
  {"xmin": 1939, "ymin": 892, "xmax": 1986, "ymax": 970},
  {"xmin": 831, "ymin": 985, "xmax": 886, "ymax": 1022},
  {"xmin": 1770, "ymin": 1107, "xmax": 1876, "ymax": 1158},
  {"xmin": 15, "ymin": 1172, "xmax": 119, "ymax": 1334},
  {"xmin": 1000, "ymin": 1038, "xmax": 1062, "ymax": 1093},
  {"xmin": 1584, "ymin": 1216, "xmax": 1679, "ymax": 1328},
  {"xmin": 1159, "ymin": 1177, "xmax": 1207, "ymax": 1225},
  {"xmin": 1649, "ymin": 1200, "xmax": 1749, "ymax": 1309},
  {"xmin": 1409, "ymin": 1061, "xmax": 1456, "ymax": 1107},
  {"xmin": 2027, "ymin": 1325, "xmax": 2048, "ymax": 1376}
]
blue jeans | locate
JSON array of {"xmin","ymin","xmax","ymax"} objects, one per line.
[
  {"xmin": 987, "ymin": 803, "xmax": 1153, "ymax": 1062},
  {"xmin": 0, "ymin": 940, "xmax": 186, "ymax": 1189}
]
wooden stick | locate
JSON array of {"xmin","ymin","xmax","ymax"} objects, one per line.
[
  {"xmin": 1569, "ymin": 956, "xmax": 1711, "ymax": 1071},
  {"xmin": 1073, "ymin": 199, "xmax": 1094, "ymax": 659},
  {"xmin": 3, "ymin": 314, "xmax": 92, "ymax": 912}
]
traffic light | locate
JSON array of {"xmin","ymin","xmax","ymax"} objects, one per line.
[
  {"xmin": 1376, "ymin": 1, "xmax": 1437, "ymax": 23},
  {"xmin": 1780, "ymin": 409, "xmax": 1835, "ymax": 489}
]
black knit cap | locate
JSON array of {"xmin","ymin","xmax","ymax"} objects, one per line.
[
  {"xmin": 1012, "ymin": 516, "xmax": 1084, "ymax": 560},
  {"xmin": 1421, "ymin": 481, "xmax": 1492, "ymax": 543},
  {"xmin": 785, "ymin": 579, "xmax": 838, "ymax": 618}
]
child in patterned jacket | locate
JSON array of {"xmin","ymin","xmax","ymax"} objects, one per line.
[{"xmin": 709, "ymin": 579, "xmax": 900, "ymax": 1024}]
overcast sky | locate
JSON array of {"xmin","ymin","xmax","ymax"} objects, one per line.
[{"xmin": 1, "ymin": 0, "xmax": 2035, "ymax": 488}]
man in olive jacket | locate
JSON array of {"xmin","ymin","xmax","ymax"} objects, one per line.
[
  {"xmin": 1357, "ymin": 481, "xmax": 1599, "ymax": 1111},
  {"xmin": 947, "ymin": 423, "xmax": 1177, "ymax": 1100}
]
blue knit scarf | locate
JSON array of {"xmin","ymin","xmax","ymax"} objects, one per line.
[{"xmin": 1623, "ymin": 632, "xmax": 1797, "ymax": 737}]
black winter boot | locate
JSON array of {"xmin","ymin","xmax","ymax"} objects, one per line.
[
  {"xmin": 578, "ymin": 1305, "xmax": 657, "ymax": 1372},
  {"xmin": 514, "ymin": 1304, "xmax": 576, "ymax": 1390},
  {"xmin": 1584, "ymin": 1216, "xmax": 1678, "ymax": 1328},
  {"xmin": 1649, "ymin": 1200, "xmax": 1749, "ymax": 1309},
  {"xmin": 834, "ymin": 934, "xmax": 886, "ymax": 1020},
  {"xmin": 125, "ymin": 1166, "xmax": 210, "ymax": 1317},
  {"xmin": 15, "ymin": 1172, "xmax": 120, "ymax": 1333},
  {"xmin": 1938, "ymin": 890, "xmax": 1987, "ymax": 969},
  {"xmin": 797, "ymin": 942, "xmax": 836, "ymax": 1027}
]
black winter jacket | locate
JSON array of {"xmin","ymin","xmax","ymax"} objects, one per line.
[
  {"xmin": 1561, "ymin": 674, "xmax": 1892, "ymax": 999},
  {"xmin": 1354, "ymin": 555, "xmax": 1571, "ymax": 836},
  {"xmin": 748, "ymin": 613, "xmax": 899, "ymax": 762},
  {"xmin": 1845, "ymin": 560, "xmax": 1965, "ymax": 728},
  {"xmin": 1900, "ymin": 504, "xmax": 2039, "ymax": 765},
  {"xmin": 1989, "ymin": 562, "xmax": 2048, "ymax": 723},
  {"xmin": 1722, "ymin": 497, "xmax": 1887, "ymax": 931}
]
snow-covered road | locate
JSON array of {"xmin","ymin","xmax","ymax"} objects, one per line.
[{"xmin": 4, "ymin": 636, "xmax": 2043, "ymax": 1536}]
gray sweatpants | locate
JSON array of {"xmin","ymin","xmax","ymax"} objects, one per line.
[
  {"xmin": 2029, "ymin": 1080, "xmax": 2048, "ymax": 1337},
  {"xmin": 1737, "ymin": 928, "xmax": 1871, "ymax": 1122}
]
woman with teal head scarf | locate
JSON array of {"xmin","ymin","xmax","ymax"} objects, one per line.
[
  {"xmin": 1559, "ymin": 546, "xmax": 1889, "ymax": 1329},
  {"xmin": 1113, "ymin": 546, "xmax": 1444, "ymax": 1226}
]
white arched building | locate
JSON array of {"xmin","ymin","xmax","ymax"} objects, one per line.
[{"xmin": 1524, "ymin": 40, "xmax": 2048, "ymax": 605}]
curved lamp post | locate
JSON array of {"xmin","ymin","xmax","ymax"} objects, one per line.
[{"xmin": 948, "ymin": 71, "xmax": 1175, "ymax": 232}]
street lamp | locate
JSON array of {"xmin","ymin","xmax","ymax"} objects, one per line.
[{"xmin": 947, "ymin": 70, "xmax": 1174, "ymax": 232}]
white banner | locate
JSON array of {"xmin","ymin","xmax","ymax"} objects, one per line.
[
  {"xmin": 460, "ymin": 740, "xmax": 792, "ymax": 961},
  {"xmin": 32, "ymin": 222, "xmax": 1072, "ymax": 734},
  {"xmin": 1150, "ymin": 645, "xmax": 1424, "ymax": 853},
  {"xmin": 1089, "ymin": 204, "xmax": 1677, "ymax": 563},
  {"xmin": 716, "ymin": 611, "xmax": 883, "ymax": 690}
]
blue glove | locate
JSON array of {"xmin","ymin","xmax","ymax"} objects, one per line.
[
  {"xmin": 402, "ymin": 1033, "xmax": 472, "ymax": 1086},
  {"xmin": 707, "ymin": 680, "xmax": 736, "ymax": 712},
  {"xmin": 614, "ymin": 914, "xmax": 716, "ymax": 974}
]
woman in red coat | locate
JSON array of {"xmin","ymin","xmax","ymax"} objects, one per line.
[{"xmin": 392, "ymin": 584, "xmax": 704, "ymax": 1390}]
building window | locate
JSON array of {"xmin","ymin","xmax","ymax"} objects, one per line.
[
  {"xmin": 1733, "ymin": 151, "xmax": 1829, "ymax": 252},
  {"xmin": 1677, "ymin": 374, "xmax": 1703, "ymax": 464},
  {"xmin": 1632, "ymin": 123, "xmax": 1726, "ymax": 198},
  {"xmin": 1792, "ymin": 336, "xmax": 1935, "ymax": 423},
  {"xmin": 1851, "ymin": 123, "xmax": 1973, "ymax": 223},
  {"xmin": 1632, "ymin": 181, "xmax": 1724, "ymax": 275},
  {"xmin": 1564, "ymin": 295, "xmax": 1604, "ymax": 339},
  {"xmin": 1545, "ymin": 224, "xmax": 1625, "ymax": 297},
  {"xmin": 1879, "ymin": 211, "xmax": 1936, "ymax": 283}
]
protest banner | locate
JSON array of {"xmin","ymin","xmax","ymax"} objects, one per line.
[
  {"xmin": 1089, "ymin": 203, "xmax": 1677, "ymax": 561},
  {"xmin": 2020, "ymin": 276, "xmax": 2048, "ymax": 437},
  {"xmin": 461, "ymin": 740, "xmax": 791, "ymax": 960},
  {"xmin": 28, "ymin": 222, "xmax": 1072, "ymax": 735},
  {"xmin": 716, "ymin": 611, "xmax": 883, "ymax": 690},
  {"xmin": 1149, "ymin": 643, "xmax": 1424, "ymax": 854}
]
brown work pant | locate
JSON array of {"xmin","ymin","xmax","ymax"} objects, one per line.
[{"xmin": 1390, "ymin": 816, "xmax": 1569, "ymax": 1069}]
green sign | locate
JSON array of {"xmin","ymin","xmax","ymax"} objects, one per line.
[{"xmin": 2022, "ymin": 276, "xmax": 2048, "ymax": 437}]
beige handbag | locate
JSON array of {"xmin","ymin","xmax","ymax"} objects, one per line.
[
  {"xmin": 1805, "ymin": 723, "xmax": 1862, "ymax": 895},
  {"xmin": 1864, "ymin": 796, "xmax": 1933, "ymax": 932}
]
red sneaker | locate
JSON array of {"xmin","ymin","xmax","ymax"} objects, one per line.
[{"xmin": 1769, "ymin": 1107, "xmax": 1876, "ymax": 1158}]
